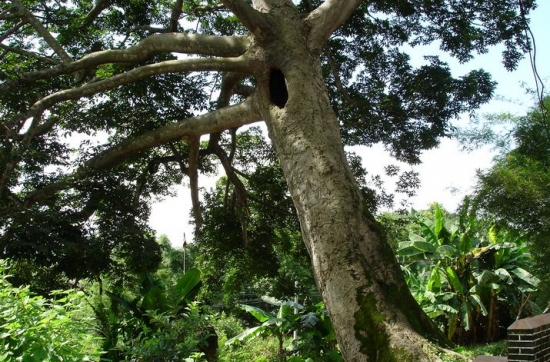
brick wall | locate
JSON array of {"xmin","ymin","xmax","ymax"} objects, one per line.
[{"xmin": 507, "ymin": 313, "xmax": 550, "ymax": 362}]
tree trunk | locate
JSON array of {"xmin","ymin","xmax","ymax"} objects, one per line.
[{"xmin": 254, "ymin": 16, "xmax": 446, "ymax": 361}]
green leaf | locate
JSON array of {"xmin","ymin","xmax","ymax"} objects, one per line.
[
  {"xmin": 225, "ymin": 325, "xmax": 263, "ymax": 346},
  {"xmin": 468, "ymin": 294, "xmax": 488, "ymax": 316},
  {"xmin": 475, "ymin": 269, "xmax": 497, "ymax": 285},
  {"xmin": 411, "ymin": 241, "xmax": 437, "ymax": 253},
  {"xmin": 408, "ymin": 233, "xmax": 426, "ymax": 243},
  {"xmin": 427, "ymin": 264, "xmax": 441, "ymax": 291},
  {"xmin": 511, "ymin": 267, "xmax": 540, "ymax": 287},
  {"xmin": 445, "ymin": 267, "xmax": 464, "ymax": 294},
  {"xmin": 173, "ymin": 268, "xmax": 201, "ymax": 306},
  {"xmin": 240, "ymin": 304, "xmax": 275, "ymax": 323},
  {"xmin": 300, "ymin": 312, "xmax": 319, "ymax": 328},
  {"xmin": 494, "ymin": 268, "xmax": 513, "ymax": 284},
  {"xmin": 438, "ymin": 245, "xmax": 459, "ymax": 257},
  {"xmin": 461, "ymin": 302, "xmax": 471, "ymax": 331},
  {"xmin": 396, "ymin": 246, "xmax": 425, "ymax": 257},
  {"xmin": 141, "ymin": 286, "xmax": 168, "ymax": 313}
]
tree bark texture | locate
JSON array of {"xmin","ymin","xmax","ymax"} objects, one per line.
[{"xmin": 251, "ymin": 7, "xmax": 446, "ymax": 362}]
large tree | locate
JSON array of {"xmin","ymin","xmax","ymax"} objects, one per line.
[{"xmin": 0, "ymin": 0, "xmax": 536, "ymax": 360}]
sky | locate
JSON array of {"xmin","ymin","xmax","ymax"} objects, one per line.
[{"xmin": 149, "ymin": 2, "xmax": 550, "ymax": 246}]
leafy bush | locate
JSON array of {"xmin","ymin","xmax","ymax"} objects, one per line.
[
  {"xmin": 119, "ymin": 303, "xmax": 211, "ymax": 362},
  {"xmin": 0, "ymin": 259, "xmax": 101, "ymax": 361},
  {"xmin": 211, "ymin": 311, "xmax": 246, "ymax": 342}
]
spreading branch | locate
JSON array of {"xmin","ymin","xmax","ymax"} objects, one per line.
[
  {"xmin": 305, "ymin": 0, "xmax": 362, "ymax": 50},
  {"xmin": 0, "ymin": 43, "xmax": 61, "ymax": 65},
  {"xmin": 220, "ymin": 0, "xmax": 272, "ymax": 41},
  {"xmin": 81, "ymin": 0, "xmax": 111, "ymax": 28},
  {"xmin": 6, "ymin": 55, "xmax": 252, "ymax": 129},
  {"xmin": 0, "ymin": 33, "xmax": 251, "ymax": 93},
  {"xmin": 324, "ymin": 48, "xmax": 354, "ymax": 104},
  {"xmin": 5, "ymin": 95, "xmax": 262, "ymax": 212},
  {"xmin": 86, "ymin": 95, "xmax": 261, "ymax": 171},
  {"xmin": 0, "ymin": 22, "xmax": 24, "ymax": 43}
]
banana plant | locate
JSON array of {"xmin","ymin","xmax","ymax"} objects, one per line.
[
  {"xmin": 225, "ymin": 297, "xmax": 337, "ymax": 362},
  {"xmin": 396, "ymin": 204, "xmax": 539, "ymax": 344},
  {"xmin": 226, "ymin": 297, "xmax": 302, "ymax": 361},
  {"xmin": 106, "ymin": 268, "xmax": 202, "ymax": 320},
  {"xmin": 92, "ymin": 268, "xmax": 205, "ymax": 360}
]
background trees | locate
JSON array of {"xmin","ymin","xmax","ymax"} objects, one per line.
[{"xmin": 463, "ymin": 97, "xmax": 550, "ymax": 307}]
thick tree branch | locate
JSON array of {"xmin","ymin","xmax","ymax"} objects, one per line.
[
  {"xmin": 192, "ymin": 4, "xmax": 227, "ymax": 14},
  {"xmin": 220, "ymin": 0, "xmax": 272, "ymax": 41},
  {"xmin": 218, "ymin": 72, "xmax": 245, "ymax": 107},
  {"xmin": 81, "ymin": 0, "xmax": 110, "ymax": 28},
  {"xmin": 166, "ymin": 142, "xmax": 203, "ymax": 234},
  {"xmin": 0, "ymin": 22, "xmax": 24, "ymax": 42},
  {"xmin": 7, "ymin": 95, "xmax": 261, "ymax": 210},
  {"xmin": 0, "ymin": 33, "xmax": 251, "ymax": 92},
  {"xmin": 234, "ymin": 83, "xmax": 256, "ymax": 97},
  {"xmin": 6, "ymin": 56, "xmax": 252, "ymax": 129},
  {"xmin": 169, "ymin": 0, "xmax": 183, "ymax": 32},
  {"xmin": 11, "ymin": 0, "xmax": 72, "ymax": 63},
  {"xmin": 87, "ymin": 95, "xmax": 261, "ymax": 170},
  {"xmin": 305, "ymin": 0, "xmax": 362, "ymax": 50}
]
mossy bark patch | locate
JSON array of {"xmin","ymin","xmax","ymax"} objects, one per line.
[{"xmin": 354, "ymin": 290, "xmax": 418, "ymax": 361}]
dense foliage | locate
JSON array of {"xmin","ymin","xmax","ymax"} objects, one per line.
[
  {"xmin": 0, "ymin": 0, "xmax": 535, "ymax": 291},
  {"xmin": 0, "ymin": 260, "xmax": 101, "ymax": 361},
  {"xmin": 395, "ymin": 205, "xmax": 540, "ymax": 344}
]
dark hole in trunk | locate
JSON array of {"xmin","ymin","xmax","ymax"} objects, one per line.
[{"xmin": 269, "ymin": 68, "xmax": 288, "ymax": 108}]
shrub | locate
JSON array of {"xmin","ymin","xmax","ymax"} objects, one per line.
[{"xmin": 0, "ymin": 259, "xmax": 102, "ymax": 361}]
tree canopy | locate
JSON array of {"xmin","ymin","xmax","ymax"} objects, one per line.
[{"xmin": 0, "ymin": 0, "xmax": 538, "ymax": 360}]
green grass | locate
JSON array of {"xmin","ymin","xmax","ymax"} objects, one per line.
[{"xmin": 440, "ymin": 340, "xmax": 507, "ymax": 362}]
